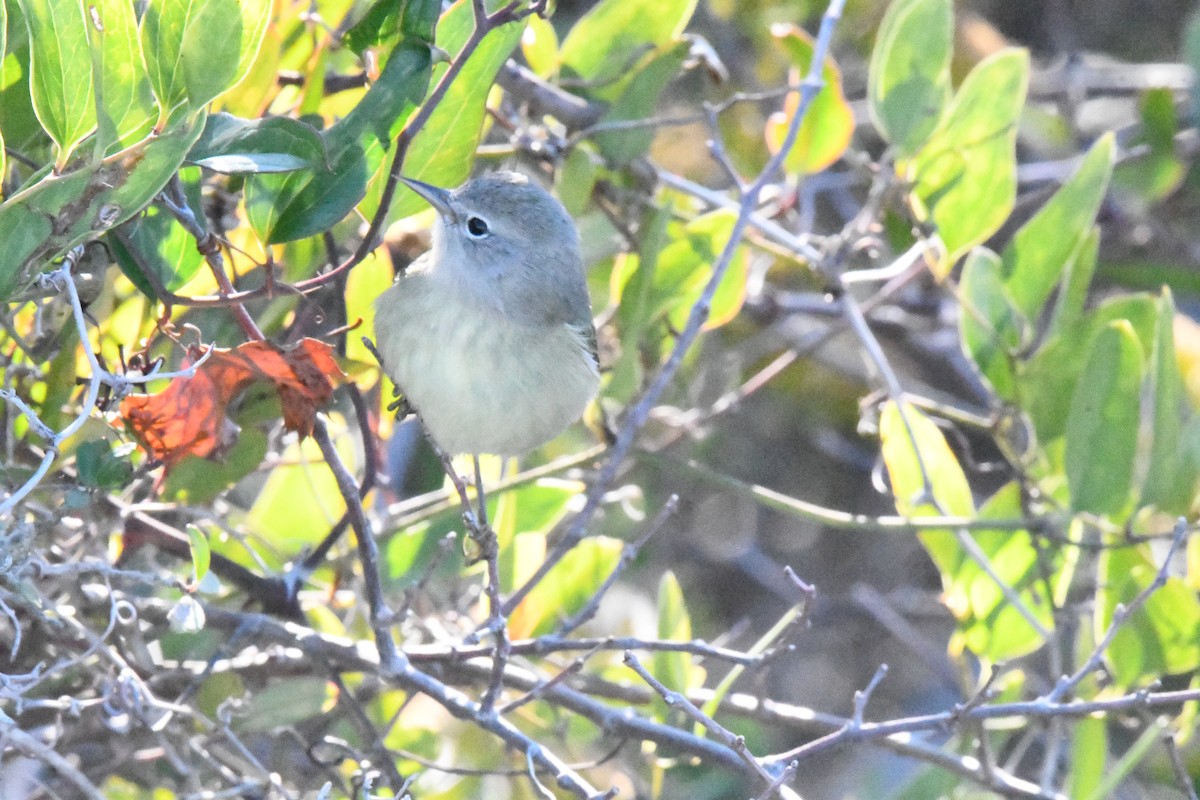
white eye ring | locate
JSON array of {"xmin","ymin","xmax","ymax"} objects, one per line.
[{"xmin": 465, "ymin": 216, "xmax": 490, "ymax": 238}]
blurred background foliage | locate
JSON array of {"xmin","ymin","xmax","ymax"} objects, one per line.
[{"xmin": 4, "ymin": 0, "xmax": 1200, "ymax": 798}]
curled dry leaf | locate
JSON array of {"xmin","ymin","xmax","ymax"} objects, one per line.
[{"xmin": 121, "ymin": 338, "xmax": 344, "ymax": 469}]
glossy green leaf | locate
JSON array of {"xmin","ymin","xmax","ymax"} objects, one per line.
[
  {"xmin": 910, "ymin": 48, "xmax": 1028, "ymax": 269},
  {"xmin": 1141, "ymin": 289, "xmax": 1197, "ymax": 513},
  {"xmin": 1065, "ymin": 320, "xmax": 1143, "ymax": 517},
  {"xmin": 187, "ymin": 112, "xmax": 326, "ymax": 174},
  {"xmin": 19, "ymin": 0, "xmax": 96, "ymax": 168},
  {"xmin": 508, "ymin": 535, "xmax": 622, "ymax": 638},
  {"xmin": 140, "ymin": 0, "xmax": 253, "ymax": 119},
  {"xmin": 381, "ymin": 1, "xmax": 523, "ymax": 222},
  {"xmin": 1002, "ymin": 134, "xmax": 1113, "ymax": 320},
  {"xmin": 245, "ymin": 41, "xmax": 430, "ymax": 243},
  {"xmin": 346, "ymin": 0, "xmax": 440, "ymax": 53},
  {"xmin": 868, "ymin": 0, "xmax": 952, "ymax": 157},
  {"xmin": 767, "ymin": 24, "xmax": 855, "ymax": 175},
  {"xmin": 653, "ymin": 571, "xmax": 693, "ymax": 697},
  {"xmin": 0, "ymin": 112, "xmax": 205, "ymax": 300},
  {"xmin": 1098, "ymin": 544, "xmax": 1200, "ymax": 688},
  {"xmin": 958, "ymin": 247, "xmax": 1025, "ymax": 399},
  {"xmin": 228, "ymin": 0, "xmax": 271, "ymax": 95},
  {"xmin": 90, "ymin": 0, "xmax": 157, "ymax": 152},
  {"xmin": 559, "ymin": 0, "xmax": 696, "ymax": 98}
]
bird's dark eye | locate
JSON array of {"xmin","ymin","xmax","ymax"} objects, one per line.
[{"xmin": 466, "ymin": 216, "xmax": 490, "ymax": 237}]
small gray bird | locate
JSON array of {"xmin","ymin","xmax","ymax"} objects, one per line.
[{"xmin": 373, "ymin": 172, "xmax": 600, "ymax": 456}]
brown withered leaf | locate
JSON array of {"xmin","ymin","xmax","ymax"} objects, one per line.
[{"xmin": 121, "ymin": 338, "xmax": 344, "ymax": 468}]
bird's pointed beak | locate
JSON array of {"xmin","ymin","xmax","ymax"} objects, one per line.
[{"xmin": 401, "ymin": 177, "xmax": 457, "ymax": 222}]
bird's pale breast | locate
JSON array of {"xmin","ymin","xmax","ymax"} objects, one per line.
[{"xmin": 374, "ymin": 275, "xmax": 599, "ymax": 455}]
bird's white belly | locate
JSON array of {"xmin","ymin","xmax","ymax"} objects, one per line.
[{"xmin": 376, "ymin": 281, "xmax": 598, "ymax": 455}]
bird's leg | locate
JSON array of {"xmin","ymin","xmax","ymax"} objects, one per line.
[
  {"xmin": 472, "ymin": 454, "xmax": 489, "ymax": 531},
  {"xmin": 361, "ymin": 336, "xmax": 414, "ymax": 419}
]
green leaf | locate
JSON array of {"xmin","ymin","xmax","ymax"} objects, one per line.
[
  {"xmin": 243, "ymin": 437, "xmax": 346, "ymax": 562},
  {"xmin": 610, "ymin": 208, "xmax": 748, "ymax": 335},
  {"xmin": 956, "ymin": 482, "xmax": 1054, "ymax": 661},
  {"xmin": 379, "ymin": 1, "xmax": 523, "ymax": 223},
  {"xmin": 590, "ymin": 40, "xmax": 689, "ymax": 164},
  {"xmin": 74, "ymin": 438, "xmax": 133, "ymax": 489},
  {"xmin": 879, "ymin": 400, "xmax": 975, "ymax": 581},
  {"xmin": 346, "ymin": 0, "xmax": 440, "ymax": 53},
  {"xmin": 521, "ymin": 13, "xmax": 559, "ymax": 78},
  {"xmin": 1070, "ymin": 716, "xmax": 1108, "ymax": 799},
  {"xmin": 0, "ymin": 112, "xmax": 205, "ymax": 300},
  {"xmin": 767, "ymin": 24, "xmax": 855, "ymax": 175},
  {"xmin": 508, "ymin": 536, "xmax": 623, "ymax": 638},
  {"xmin": 186, "ymin": 524, "xmax": 210, "ymax": 584},
  {"xmin": 556, "ymin": 143, "xmax": 598, "ymax": 216},
  {"xmin": 559, "ymin": 0, "xmax": 696, "ymax": 98},
  {"xmin": 958, "ymin": 247, "xmax": 1025, "ymax": 399},
  {"xmin": 652, "ymin": 571, "xmax": 693, "ymax": 698},
  {"xmin": 1141, "ymin": 288, "xmax": 1197, "ymax": 513},
  {"xmin": 1098, "ymin": 545, "xmax": 1200, "ymax": 688},
  {"xmin": 867, "ymin": 0, "xmax": 952, "ymax": 157},
  {"xmin": 140, "ymin": 0, "xmax": 256, "ymax": 119},
  {"xmin": 1023, "ymin": 294, "xmax": 1158, "ymax": 448},
  {"xmin": 1002, "ymin": 134, "xmax": 1114, "ymax": 320},
  {"xmin": 1047, "ymin": 226, "xmax": 1100, "ymax": 337},
  {"xmin": 910, "ymin": 48, "xmax": 1028, "ymax": 270},
  {"xmin": 89, "ymin": 0, "xmax": 156, "ymax": 154},
  {"xmin": 245, "ymin": 40, "xmax": 431, "ymax": 243},
  {"xmin": 1065, "ymin": 320, "xmax": 1143, "ymax": 517},
  {"xmin": 19, "ymin": 0, "xmax": 96, "ymax": 168},
  {"xmin": 110, "ymin": 204, "xmax": 203, "ymax": 296},
  {"xmin": 187, "ymin": 112, "xmax": 326, "ymax": 174},
  {"xmin": 162, "ymin": 428, "xmax": 268, "ymax": 506}
]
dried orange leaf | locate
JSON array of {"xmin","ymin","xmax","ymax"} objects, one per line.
[{"xmin": 121, "ymin": 338, "xmax": 343, "ymax": 469}]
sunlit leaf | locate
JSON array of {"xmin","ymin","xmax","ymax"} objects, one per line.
[
  {"xmin": 868, "ymin": 0, "xmax": 952, "ymax": 157},
  {"xmin": 18, "ymin": 0, "xmax": 95, "ymax": 168},
  {"xmin": 958, "ymin": 247, "xmax": 1025, "ymax": 399},
  {"xmin": 90, "ymin": 0, "xmax": 156, "ymax": 152},
  {"xmin": 521, "ymin": 13, "xmax": 559, "ymax": 78},
  {"xmin": 0, "ymin": 111, "xmax": 204, "ymax": 300},
  {"xmin": 508, "ymin": 536, "xmax": 622, "ymax": 638},
  {"xmin": 141, "ymin": 0, "xmax": 247, "ymax": 119},
  {"xmin": 559, "ymin": 0, "xmax": 696, "ymax": 98},
  {"xmin": 1065, "ymin": 320, "xmax": 1143, "ymax": 517},
  {"xmin": 245, "ymin": 41, "xmax": 430, "ymax": 243},
  {"xmin": 652, "ymin": 571, "xmax": 693, "ymax": 698},
  {"xmin": 187, "ymin": 112, "xmax": 326, "ymax": 174},
  {"xmin": 909, "ymin": 48, "xmax": 1028, "ymax": 271},
  {"xmin": 1141, "ymin": 289, "xmax": 1197, "ymax": 513},
  {"xmin": 379, "ymin": 1, "xmax": 524, "ymax": 222},
  {"xmin": 1002, "ymin": 134, "xmax": 1113, "ymax": 320},
  {"xmin": 766, "ymin": 24, "xmax": 854, "ymax": 175},
  {"xmin": 1098, "ymin": 544, "xmax": 1200, "ymax": 688}
]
